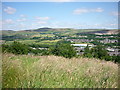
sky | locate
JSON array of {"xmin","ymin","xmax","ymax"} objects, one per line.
[{"xmin": 1, "ymin": 2, "xmax": 118, "ymax": 30}]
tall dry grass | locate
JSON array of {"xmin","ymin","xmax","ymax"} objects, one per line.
[{"xmin": 2, "ymin": 53, "xmax": 118, "ymax": 88}]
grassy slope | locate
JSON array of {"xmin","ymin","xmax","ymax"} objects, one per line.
[
  {"xmin": 1, "ymin": 29, "xmax": 110, "ymax": 37},
  {"xmin": 2, "ymin": 53, "xmax": 118, "ymax": 88}
]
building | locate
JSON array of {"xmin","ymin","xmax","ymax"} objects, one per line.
[
  {"xmin": 71, "ymin": 44, "xmax": 94, "ymax": 55},
  {"xmin": 71, "ymin": 44, "xmax": 94, "ymax": 47}
]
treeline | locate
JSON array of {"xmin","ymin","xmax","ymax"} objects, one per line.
[
  {"xmin": 83, "ymin": 45, "xmax": 120, "ymax": 63},
  {"xmin": 1, "ymin": 41, "xmax": 120, "ymax": 63},
  {"xmin": 90, "ymin": 40, "xmax": 118, "ymax": 47},
  {"xmin": 2, "ymin": 35, "xmax": 30, "ymax": 41},
  {"xmin": 2, "ymin": 41, "xmax": 50, "ymax": 55},
  {"xmin": 1, "ymin": 40, "xmax": 76, "ymax": 58}
]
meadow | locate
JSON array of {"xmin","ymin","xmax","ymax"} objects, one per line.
[{"xmin": 2, "ymin": 53, "xmax": 118, "ymax": 88}]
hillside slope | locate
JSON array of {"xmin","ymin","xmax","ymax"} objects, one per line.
[
  {"xmin": 77, "ymin": 29, "xmax": 118, "ymax": 35},
  {"xmin": 2, "ymin": 54, "xmax": 118, "ymax": 88},
  {"xmin": 1, "ymin": 28, "xmax": 118, "ymax": 37}
]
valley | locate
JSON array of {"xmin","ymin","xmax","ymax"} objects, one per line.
[{"xmin": 1, "ymin": 28, "xmax": 119, "ymax": 57}]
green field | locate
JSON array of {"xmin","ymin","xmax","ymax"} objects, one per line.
[
  {"xmin": 2, "ymin": 53, "xmax": 118, "ymax": 88},
  {"xmin": 5, "ymin": 39, "xmax": 62, "ymax": 46}
]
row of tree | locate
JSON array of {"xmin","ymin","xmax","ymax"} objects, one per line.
[
  {"xmin": 83, "ymin": 45, "xmax": 120, "ymax": 63},
  {"xmin": 2, "ymin": 41, "xmax": 76, "ymax": 58},
  {"xmin": 1, "ymin": 41, "xmax": 120, "ymax": 63}
]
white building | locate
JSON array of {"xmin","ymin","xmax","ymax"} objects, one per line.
[{"xmin": 71, "ymin": 44, "xmax": 94, "ymax": 47}]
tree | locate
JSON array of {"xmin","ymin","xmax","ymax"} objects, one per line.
[
  {"xmin": 9, "ymin": 41, "xmax": 29, "ymax": 55},
  {"xmin": 50, "ymin": 42, "xmax": 76, "ymax": 58},
  {"xmin": 91, "ymin": 45, "xmax": 109, "ymax": 60},
  {"xmin": 1, "ymin": 44, "xmax": 10, "ymax": 53},
  {"xmin": 83, "ymin": 45, "xmax": 93, "ymax": 58},
  {"xmin": 112, "ymin": 55, "xmax": 120, "ymax": 63}
]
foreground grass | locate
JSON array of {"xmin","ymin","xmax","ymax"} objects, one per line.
[{"xmin": 2, "ymin": 53, "xmax": 118, "ymax": 88}]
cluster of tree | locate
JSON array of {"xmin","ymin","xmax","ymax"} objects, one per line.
[
  {"xmin": 83, "ymin": 45, "xmax": 120, "ymax": 63},
  {"xmin": 2, "ymin": 41, "xmax": 119, "ymax": 62},
  {"xmin": 2, "ymin": 35, "xmax": 29, "ymax": 41},
  {"xmin": 50, "ymin": 41, "xmax": 76, "ymax": 58},
  {"xmin": 2, "ymin": 41, "xmax": 29, "ymax": 54},
  {"xmin": 2, "ymin": 40, "xmax": 76, "ymax": 58}
]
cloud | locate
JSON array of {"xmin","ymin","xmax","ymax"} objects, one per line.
[
  {"xmin": 37, "ymin": 21, "xmax": 47, "ymax": 24},
  {"xmin": 73, "ymin": 8, "xmax": 89, "ymax": 14},
  {"xmin": 3, "ymin": 19, "xmax": 14, "ymax": 24},
  {"xmin": 91, "ymin": 8, "xmax": 103, "ymax": 12},
  {"xmin": 20, "ymin": 14, "xmax": 27, "ymax": 17},
  {"xmin": 73, "ymin": 8, "xmax": 104, "ymax": 14},
  {"xmin": 35, "ymin": 16, "xmax": 50, "ymax": 25},
  {"xmin": 35, "ymin": 16, "xmax": 50, "ymax": 20},
  {"xmin": 17, "ymin": 18, "xmax": 27, "ymax": 22},
  {"xmin": 18, "ymin": 23, "xmax": 26, "ymax": 28},
  {"xmin": 4, "ymin": 6, "xmax": 16, "ymax": 14}
]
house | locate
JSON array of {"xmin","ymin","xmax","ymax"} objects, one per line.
[{"xmin": 71, "ymin": 44, "xmax": 94, "ymax": 55}]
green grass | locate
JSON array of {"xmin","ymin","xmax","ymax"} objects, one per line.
[
  {"xmin": 5, "ymin": 39, "xmax": 61, "ymax": 46},
  {"xmin": 2, "ymin": 53, "xmax": 118, "ymax": 88},
  {"xmin": 32, "ymin": 34, "xmax": 55, "ymax": 38},
  {"xmin": 39, "ymin": 39, "xmax": 61, "ymax": 45},
  {"xmin": 5, "ymin": 40, "xmax": 37, "ymax": 45}
]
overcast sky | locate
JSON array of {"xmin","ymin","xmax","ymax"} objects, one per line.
[{"xmin": 1, "ymin": 2, "xmax": 118, "ymax": 30}]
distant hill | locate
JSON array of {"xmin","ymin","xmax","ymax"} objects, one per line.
[
  {"xmin": 24, "ymin": 27, "xmax": 53, "ymax": 32},
  {"xmin": 1, "ymin": 28, "xmax": 118, "ymax": 37},
  {"xmin": 76, "ymin": 29, "xmax": 118, "ymax": 35},
  {"xmin": 26, "ymin": 28, "xmax": 118, "ymax": 35}
]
